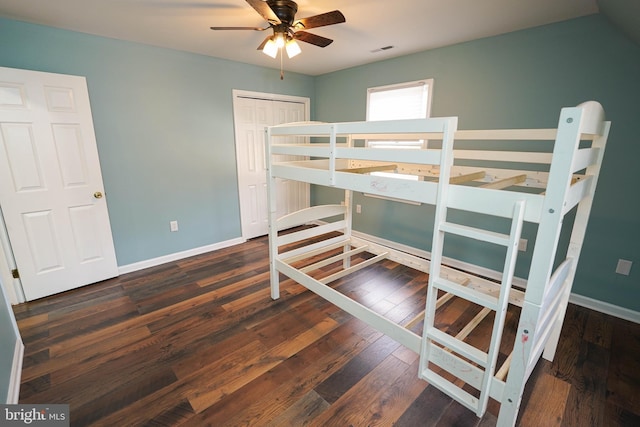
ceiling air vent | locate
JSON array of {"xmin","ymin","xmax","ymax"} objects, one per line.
[{"xmin": 370, "ymin": 45, "xmax": 395, "ymax": 53}]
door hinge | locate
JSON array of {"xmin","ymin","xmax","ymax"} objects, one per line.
[{"xmin": 11, "ymin": 269, "xmax": 19, "ymax": 279}]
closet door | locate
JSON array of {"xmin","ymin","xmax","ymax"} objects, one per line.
[{"xmin": 233, "ymin": 94, "xmax": 309, "ymax": 240}]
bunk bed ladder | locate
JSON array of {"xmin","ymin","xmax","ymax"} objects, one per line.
[{"xmin": 420, "ymin": 199, "xmax": 526, "ymax": 417}]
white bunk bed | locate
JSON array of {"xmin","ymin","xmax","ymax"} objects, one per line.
[{"xmin": 265, "ymin": 101, "xmax": 609, "ymax": 426}]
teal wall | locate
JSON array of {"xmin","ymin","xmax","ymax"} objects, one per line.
[
  {"xmin": 0, "ymin": 18, "xmax": 314, "ymax": 266},
  {"xmin": 314, "ymin": 14, "xmax": 640, "ymax": 311}
]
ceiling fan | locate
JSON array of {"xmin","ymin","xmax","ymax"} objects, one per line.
[{"xmin": 211, "ymin": 0, "xmax": 345, "ymax": 60}]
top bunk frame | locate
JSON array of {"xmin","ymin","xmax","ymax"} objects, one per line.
[{"xmin": 266, "ymin": 101, "xmax": 607, "ymax": 224}]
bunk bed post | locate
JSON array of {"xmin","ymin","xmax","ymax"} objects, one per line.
[
  {"xmin": 497, "ymin": 102, "xmax": 608, "ymax": 427},
  {"xmin": 265, "ymin": 126, "xmax": 280, "ymax": 300},
  {"xmin": 542, "ymin": 119, "xmax": 610, "ymax": 360},
  {"xmin": 343, "ymin": 189, "xmax": 353, "ymax": 269},
  {"xmin": 342, "ymin": 135, "xmax": 354, "ymax": 270}
]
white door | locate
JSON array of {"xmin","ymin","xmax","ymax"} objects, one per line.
[
  {"xmin": 233, "ymin": 93, "xmax": 309, "ymax": 239},
  {"xmin": 0, "ymin": 66, "xmax": 118, "ymax": 301}
]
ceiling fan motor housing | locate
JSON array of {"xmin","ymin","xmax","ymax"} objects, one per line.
[{"xmin": 267, "ymin": 0, "xmax": 298, "ymax": 26}]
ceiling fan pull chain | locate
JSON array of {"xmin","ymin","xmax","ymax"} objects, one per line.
[{"xmin": 280, "ymin": 51, "xmax": 285, "ymax": 80}]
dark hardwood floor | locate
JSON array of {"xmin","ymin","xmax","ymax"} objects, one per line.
[{"xmin": 13, "ymin": 235, "xmax": 640, "ymax": 426}]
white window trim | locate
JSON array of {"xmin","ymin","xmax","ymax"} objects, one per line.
[{"xmin": 366, "ymin": 78, "xmax": 434, "ymax": 121}]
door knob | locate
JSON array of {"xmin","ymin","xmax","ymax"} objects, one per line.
[{"xmin": 94, "ymin": 191, "xmax": 103, "ymax": 199}]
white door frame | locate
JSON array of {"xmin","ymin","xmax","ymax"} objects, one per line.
[
  {"xmin": 0, "ymin": 211, "xmax": 22, "ymax": 304},
  {"xmin": 232, "ymin": 89, "xmax": 310, "ymax": 241}
]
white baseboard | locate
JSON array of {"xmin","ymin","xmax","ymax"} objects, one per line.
[
  {"xmin": 569, "ymin": 293, "xmax": 640, "ymax": 323},
  {"xmin": 118, "ymin": 237, "xmax": 245, "ymax": 275},
  {"xmin": 7, "ymin": 339, "xmax": 23, "ymax": 404}
]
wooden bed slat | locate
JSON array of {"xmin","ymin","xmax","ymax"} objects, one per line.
[
  {"xmin": 338, "ymin": 164, "xmax": 398, "ymax": 174},
  {"xmin": 479, "ymin": 174, "xmax": 527, "ymax": 190},
  {"xmin": 456, "ymin": 307, "xmax": 492, "ymax": 341},
  {"xmin": 495, "ymin": 351, "xmax": 513, "ymax": 381},
  {"xmin": 319, "ymin": 252, "xmax": 388, "ymax": 285},
  {"xmin": 404, "ymin": 275, "xmax": 473, "ymax": 330},
  {"xmin": 449, "ymin": 171, "xmax": 486, "ymax": 184},
  {"xmin": 299, "ymin": 245, "xmax": 370, "ymax": 273}
]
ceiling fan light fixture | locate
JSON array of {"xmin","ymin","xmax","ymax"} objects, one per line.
[
  {"xmin": 262, "ymin": 38, "xmax": 278, "ymax": 58},
  {"xmin": 274, "ymin": 32, "xmax": 286, "ymax": 48},
  {"xmin": 285, "ymin": 38, "xmax": 301, "ymax": 58}
]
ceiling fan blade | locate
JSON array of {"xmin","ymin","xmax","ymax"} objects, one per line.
[
  {"xmin": 294, "ymin": 10, "xmax": 345, "ymax": 30},
  {"xmin": 246, "ymin": 0, "xmax": 281, "ymax": 25},
  {"xmin": 256, "ymin": 35, "xmax": 271, "ymax": 51},
  {"xmin": 293, "ymin": 31, "xmax": 333, "ymax": 48},
  {"xmin": 211, "ymin": 26, "xmax": 268, "ymax": 31}
]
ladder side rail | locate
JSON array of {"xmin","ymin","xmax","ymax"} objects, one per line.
[
  {"xmin": 477, "ymin": 200, "xmax": 526, "ymax": 416},
  {"xmin": 420, "ymin": 117, "xmax": 458, "ymax": 381}
]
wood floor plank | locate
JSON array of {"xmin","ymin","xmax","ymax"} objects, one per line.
[
  {"xmin": 205, "ymin": 326, "xmax": 370, "ymax": 427},
  {"xmin": 22, "ymin": 326, "xmax": 152, "ymax": 383},
  {"xmin": 518, "ymin": 366, "xmax": 571, "ymax": 426},
  {"xmin": 314, "ymin": 334, "xmax": 400, "ymax": 404},
  {"xmin": 308, "ymin": 354, "xmax": 417, "ymax": 426},
  {"xmin": 187, "ymin": 316, "xmax": 340, "ymax": 412},
  {"xmin": 266, "ymin": 390, "xmax": 330, "ymax": 427},
  {"xmin": 394, "ymin": 385, "xmax": 453, "ymax": 426},
  {"xmin": 606, "ymin": 317, "xmax": 640, "ymax": 416}
]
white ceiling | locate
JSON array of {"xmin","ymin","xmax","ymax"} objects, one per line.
[{"xmin": 0, "ymin": 0, "xmax": 600, "ymax": 76}]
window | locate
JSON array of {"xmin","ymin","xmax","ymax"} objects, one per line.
[
  {"xmin": 367, "ymin": 79, "xmax": 432, "ymax": 121},
  {"xmin": 365, "ymin": 79, "xmax": 433, "ymax": 183}
]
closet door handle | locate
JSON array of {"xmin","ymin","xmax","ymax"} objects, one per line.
[{"xmin": 94, "ymin": 191, "xmax": 103, "ymax": 199}]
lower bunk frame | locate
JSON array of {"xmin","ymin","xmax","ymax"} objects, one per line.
[{"xmin": 268, "ymin": 202, "xmax": 530, "ymax": 424}]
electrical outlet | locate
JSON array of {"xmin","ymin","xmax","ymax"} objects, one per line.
[
  {"xmin": 356, "ymin": 204, "xmax": 362, "ymax": 214},
  {"xmin": 170, "ymin": 220, "xmax": 178, "ymax": 232},
  {"xmin": 615, "ymin": 259, "xmax": 632, "ymax": 276},
  {"xmin": 518, "ymin": 238, "xmax": 528, "ymax": 252}
]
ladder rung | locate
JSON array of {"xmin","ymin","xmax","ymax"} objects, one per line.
[
  {"xmin": 440, "ymin": 221, "xmax": 511, "ymax": 246},
  {"xmin": 422, "ymin": 369, "xmax": 479, "ymax": 413},
  {"xmin": 426, "ymin": 327, "xmax": 488, "ymax": 366},
  {"xmin": 433, "ymin": 277, "xmax": 498, "ymax": 310},
  {"xmin": 428, "ymin": 344, "xmax": 484, "ymax": 391}
]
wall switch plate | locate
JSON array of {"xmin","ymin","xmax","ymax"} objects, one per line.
[
  {"xmin": 615, "ymin": 259, "xmax": 632, "ymax": 276},
  {"xmin": 170, "ymin": 220, "xmax": 178, "ymax": 232},
  {"xmin": 356, "ymin": 204, "xmax": 362, "ymax": 214}
]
